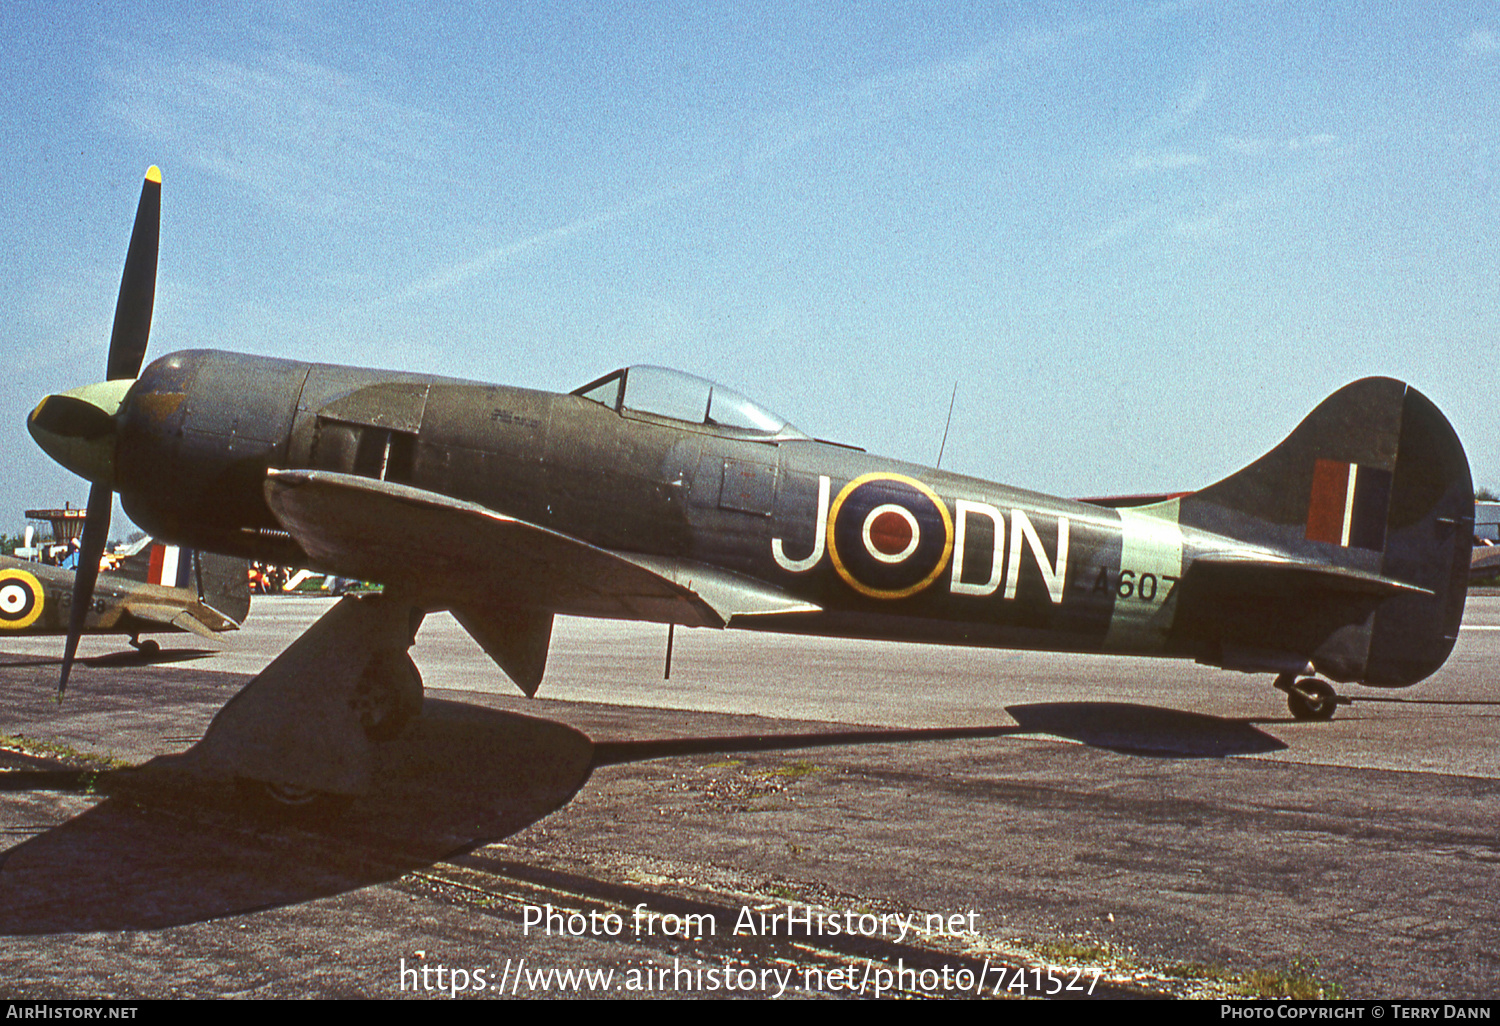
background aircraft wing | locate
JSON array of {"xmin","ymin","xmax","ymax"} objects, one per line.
[{"xmin": 122, "ymin": 603, "xmax": 227, "ymax": 639}]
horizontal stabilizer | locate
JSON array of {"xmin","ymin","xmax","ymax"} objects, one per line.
[
  {"xmin": 1174, "ymin": 378, "xmax": 1469, "ymax": 686},
  {"xmin": 1189, "ymin": 553, "xmax": 1433, "ymax": 598},
  {"xmin": 169, "ymin": 608, "xmax": 223, "ymax": 640}
]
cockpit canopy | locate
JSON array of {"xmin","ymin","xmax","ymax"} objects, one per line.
[{"xmin": 572, "ymin": 365, "xmax": 807, "ymax": 440}]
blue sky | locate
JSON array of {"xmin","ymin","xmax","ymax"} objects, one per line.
[{"xmin": 3, "ymin": 1, "xmax": 1496, "ymax": 537}]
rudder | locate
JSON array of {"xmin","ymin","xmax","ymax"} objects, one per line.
[
  {"xmin": 196, "ymin": 551, "xmax": 252, "ymax": 627},
  {"xmin": 1365, "ymin": 386, "xmax": 1472, "ymax": 684}
]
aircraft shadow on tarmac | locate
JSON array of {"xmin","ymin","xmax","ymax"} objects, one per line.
[
  {"xmin": 0, "ymin": 698, "xmax": 1281, "ymax": 934},
  {"xmin": 1005, "ymin": 702, "xmax": 1289, "ymax": 758},
  {"xmin": 590, "ymin": 702, "xmax": 1283, "ymax": 765},
  {"xmin": 0, "ymin": 647, "xmax": 220, "ymax": 670},
  {"xmin": 0, "ymin": 698, "xmax": 593, "ymax": 935}
]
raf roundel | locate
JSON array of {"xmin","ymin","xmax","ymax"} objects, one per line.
[
  {"xmin": 0, "ymin": 568, "xmax": 44, "ymax": 630},
  {"xmin": 828, "ymin": 473, "xmax": 954, "ymax": 599}
]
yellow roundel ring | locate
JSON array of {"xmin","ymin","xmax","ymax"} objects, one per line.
[
  {"xmin": 0, "ymin": 568, "xmax": 44, "ymax": 630},
  {"xmin": 827, "ymin": 472, "xmax": 954, "ymax": 600}
]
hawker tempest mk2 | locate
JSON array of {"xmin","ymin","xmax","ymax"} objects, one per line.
[{"xmin": 27, "ymin": 169, "xmax": 1473, "ymax": 799}]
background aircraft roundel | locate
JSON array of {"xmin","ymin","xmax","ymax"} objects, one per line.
[{"xmin": 0, "ymin": 567, "xmax": 45, "ymax": 629}]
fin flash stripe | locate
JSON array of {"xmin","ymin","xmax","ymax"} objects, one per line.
[{"xmin": 1305, "ymin": 459, "xmax": 1392, "ymax": 551}]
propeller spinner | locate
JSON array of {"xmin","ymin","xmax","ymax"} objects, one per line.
[{"xmin": 26, "ymin": 166, "xmax": 160, "ymax": 694}]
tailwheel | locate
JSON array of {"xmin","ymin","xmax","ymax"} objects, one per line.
[
  {"xmin": 130, "ymin": 637, "xmax": 161, "ymax": 655},
  {"xmin": 1274, "ymin": 673, "xmax": 1339, "ymax": 721}
]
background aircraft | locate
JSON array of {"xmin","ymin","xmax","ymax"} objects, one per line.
[
  {"xmin": 0, "ymin": 541, "xmax": 248, "ymax": 654},
  {"xmin": 22, "ymin": 168, "xmax": 1474, "ymax": 800}
]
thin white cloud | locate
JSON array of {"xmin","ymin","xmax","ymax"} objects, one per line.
[
  {"xmin": 1109, "ymin": 78, "xmax": 1213, "ymax": 176},
  {"xmin": 1126, "ymin": 150, "xmax": 1204, "ymax": 172},
  {"xmin": 1223, "ymin": 136, "xmax": 1272, "ymax": 156},
  {"xmin": 737, "ymin": 31, "xmax": 1023, "ymax": 173},
  {"xmin": 1461, "ymin": 29, "xmax": 1499, "ymax": 54},
  {"xmin": 373, "ymin": 24, "xmax": 1061, "ymax": 311},
  {"xmin": 1171, "ymin": 77, "xmax": 1211, "ymax": 126},
  {"xmin": 1222, "ymin": 133, "xmax": 1340, "ymax": 157},
  {"xmin": 1089, "ymin": 130, "xmax": 1352, "ymax": 254},
  {"xmin": 1078, "ymin": 207, "xmax": 1159, "ymax": 254},
  {"xmin": 380, "ymin": 172, "xmax": 720, "ymax": 312},
  {"xmin": 1136, "ymin": 76, "xmax": 1212, "ymax": 145},
  {"xmin": 100, "ymin": 49, "xmax": 452, "ymax": 222},
  {"xmin": 355, "ymin": 10, "xmax": 1126, "ymax": 316}
]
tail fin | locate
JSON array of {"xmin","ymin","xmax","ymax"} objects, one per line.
[
  {"xmin": 195, "ymin": 551, "xmax": 251, "ymax": 627},
  {"xmin": 113, "ymin": 538, "xmax": 193, "ymax": 586},
  {"xmin": 1175, "ymin": 378, "xmax": 1471, "ymax": 686},
  {"xmin": 114, "ymin": 538, "xmax": 251, "ymax": 627}
]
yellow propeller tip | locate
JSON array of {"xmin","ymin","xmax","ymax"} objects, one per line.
[{"xmin": 145, "ymin": 165, "xmax": 162, "ymax": 184}]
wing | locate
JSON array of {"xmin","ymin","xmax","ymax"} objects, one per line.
[
  {"xmin": 122, "ymin": 602, "xmax": 241, "ymax": 638},
  {"xmin": 123, "ymin": 600, "xmax": 223, "ymax": 633},
  {"xmin": 263, "ymin": 470, "xmax": 821, "ymax": 625},
  {"xmin": 263, "ymin": 470, "xmax": 821, "ymax": 695}
]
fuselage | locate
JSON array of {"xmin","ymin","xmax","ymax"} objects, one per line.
[
  {"xmin": 109, "ymin": 349, "xmax": 1303, "ymax": 669},
  {"xmin": 0, "ymin": 555, "xmax": 213, "ymax": 637}
]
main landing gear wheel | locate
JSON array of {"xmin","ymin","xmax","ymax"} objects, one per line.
[
  {"xmin": 234, "ymin": 778, "xmax": 354, "ymax": 821},
  {"xmin": 350, "ymin": 649, "xmax": 424, "ymax": 742},
  {"xmin": 1274, "ymin": 673, "xmax": 1339, "ymax": 721}
]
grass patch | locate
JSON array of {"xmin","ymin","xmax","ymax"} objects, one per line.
[
  {"xmin": 1018, "ymin": 939, "xmax": 1341, "ymax": 1000},
  {"xmin": 1033, "ymin": 937, "xmax": 1112, "ymax": 964},
  {"xmin": 1239, "ymin": 958, "xmax": 1343, "ymax": 1000},
  {"xmin": 0, "ymin": 733, "xmax": 125, "ymax": 770},
  {"xmin": 625, "ymin": 868, "xmax": 671, "ymax": 888},
  {"xmin": 1159, "ymin": 961, "xmax": 1229, "ymax": 982},
  {"xmin": 762, "ymin": 760, "xmax": 818, "ymax": 779}
]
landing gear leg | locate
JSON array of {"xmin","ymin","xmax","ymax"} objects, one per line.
[
  {"xmin": 189, "ymin": 591, "xmax": 427, "ymax": 807},
  {"xmin": 1273, "ymin": 673, "xmax": 1340, "ymax": 721}
]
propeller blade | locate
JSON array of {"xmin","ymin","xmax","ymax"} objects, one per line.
[
  {"xmin": 54, "ymin": 166, "xmax": 160, "ymax": 694},
  {"xmin": 58, "ymin": 482, "xmax": 113, "ymax": 696},
  {"xmin": 105, "ymin": 166, "xmax": 160, "ymax": 382}
]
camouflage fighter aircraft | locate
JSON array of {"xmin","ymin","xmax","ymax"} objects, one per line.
[
  {"xmin": 0, "ymin": 541, "xmax": 248, "ymax": 654},
  {"xmin": 25, "ymin": 169, "xmax": 1474, "ymax": 791}
]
